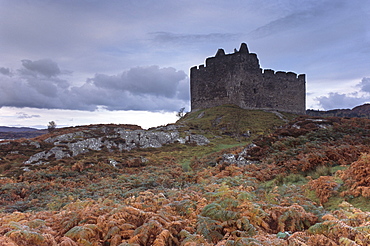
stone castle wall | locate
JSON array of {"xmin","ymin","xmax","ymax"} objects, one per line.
[{"xmin": 190, "ymin": 43, "xmax": 306, "ymax": 114}]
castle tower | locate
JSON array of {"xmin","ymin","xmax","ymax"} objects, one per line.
[{"xmin": 190, "ymin": 43, "xmax": 306, "ymax": 114}]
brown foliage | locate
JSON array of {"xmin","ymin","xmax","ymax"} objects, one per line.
[
  {"xmin": 308, "ymin": 176, "xmax": 338, "ymax": 204},
  {"xmin": 340, "ymin": 153, "xmax": 370, "ymax": 198},
  {"xmin": 267, "ymin": 204, "xmax": 317, "ymax": 233}
]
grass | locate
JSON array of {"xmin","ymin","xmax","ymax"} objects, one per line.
[{"xmin": 178, "ymin": 104, "xmax": 291, "ymax": 139}]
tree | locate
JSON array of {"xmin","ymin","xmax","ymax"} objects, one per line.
[
  {"xmin": 48, "ymin": 121, "xmax": 57, "ymax": 132},
  {"xmin": 176, "ymin": 107, "xmax": 186, "ymax": 118}
]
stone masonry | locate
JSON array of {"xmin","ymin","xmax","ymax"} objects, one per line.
[{"xmin": 190, "ymin": 43, "xmax": 306, "ymax": 114}]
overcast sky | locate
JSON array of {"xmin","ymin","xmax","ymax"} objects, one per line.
[{"xmin": 0, "ymin": 0, "xmax": 369, "ymax": 129}]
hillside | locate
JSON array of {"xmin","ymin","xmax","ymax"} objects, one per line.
[
  {"xmin": 0, "ymin": 127, "xmax": 47, "ymax": 140},
  {"xmin": 0, "ymin": 105, "xmax": 369, "ymax": 245},
  {"xmin": 307, "ymin": 103, "xmax": 370, "ymax": 118}
]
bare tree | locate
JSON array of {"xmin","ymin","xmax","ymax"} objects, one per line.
[
  {"xmin": 176, "ymin": 107, "xmax": 186, "ymax": 118},
  {"xmin": 48, "ymin": 121, "xmax": 57, "ymax": 133}
]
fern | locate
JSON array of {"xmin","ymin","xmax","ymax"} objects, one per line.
[
  {"xmin": 27, "ymin": 219, "xmax": 46, "ymax": 229},
  {"xmin": 59, "ymin": 236, "xmax": 79, "ymax": 246},
  {"xmin": 201, "ymin": 202, "xmax": 239, "ymax": 222},
  {"xmin": 5, "ymin": 224, "xmax": 48, "ymax": 246},
  {"xmin": 196, "ymin": 216, "xmax": 223, "ymax": 243},
  {"xmin": 268, "ymin": 205, "xmax": 317, "ymax": 232},
  {"xmin": 103, "ymin": 225, "xmax": 120, "ymax": 241},
  {"xmin": 339, "ymin": 237, "xmax": 360, "ymax": 246},
  {"xmin": 307, "ymin": 222, "xmax": 331, "ymax": 235},
  {"xmin": 235, "ymin": 217, "xmax": 256, "ymax": 236},
  {"xmin": 117, "ymin": 243, "xmax": 140, "ymax": 246},
  {"xmin": 64, "ymin": 224, "xmax": 99, "ymax": 242},
  {"xmin": 178, "ymin": 229, "xmax": 208, "ymax": 245},
  {"xmin": 152, "ymin": 229, "xmax": 171, "ymax": 246},
  {"xmin": 226, "ymin": 238, "xmax": 263, "ymax": 246},
  {"xmin": 0, "ymin": 236, "xmax": 18, "ymax": 246}
]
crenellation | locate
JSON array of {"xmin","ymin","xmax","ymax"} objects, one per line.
[
  {"xmin": 286, "ymin": 72, "xmax": 297, "ymax": 79},
  {"xmin": 215, "ymin": 48, "xmax": 226, "ymax": 57},
  {"xmin": 190, "ymin": 43, "xmax": 306, "ymax": 114},
  {"xmin": 298, "ymin": 74, "xmax": 305, "ymax": 81},
  {"xmin": 263, "ymin": 69, "xmax": 275, "ymax": 75}
]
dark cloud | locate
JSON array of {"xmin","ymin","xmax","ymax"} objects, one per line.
[
  {"xmin": 0, "ymin": 67, "xmax": 11, "ymax": 76},
  {"xmin": 20, "ymin": 59, "xmax": 61, "ymax": 78},
  {"xmin": 0, "ymin": 60, "xmax": 189, "ymax": 112},
  {"xmin": 316, "ymin": 77, "xmax": 370, "ymax": 110},
  {"xmin": 89, "ymin": 66, "xmax": 187, "ymax": 98}
]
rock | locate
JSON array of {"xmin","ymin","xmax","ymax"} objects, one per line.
[
  {"xmin": 49, "ymin": 147, "xmax": 70, "ymax": 160},
  {"xmin": 277, "ymin": 231, "xmax": 290, "ymax": 239},
  {"xmin": 23, "ymin": 126, "xmax": 209, "ymax": 165},
  {"xmin": 109, "ymin": 159, "xmax": 118, "ymax": 168},
  {"xmin": 24, "ymin": 151, "xmax": 47, "ymax": 165},
  {"xmin": 187, "ymin": 135, "xmax": 210, "ymax": 145},
  {"xmin": 29, "ymin": 141, "xmax": 41, "ymax": 148},
  {"xmin": 67, "ymin": 138, "xmax": 103, "ymax": 156}
]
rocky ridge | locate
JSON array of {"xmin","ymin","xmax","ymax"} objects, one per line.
[{"xmin": 23, "ymin": 124, "xmax": 209, "ymax": 166}]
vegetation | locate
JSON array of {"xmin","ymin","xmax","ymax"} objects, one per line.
[{"xmin": 0, "ymin": 105, "xmax": 369, "ymax": 245}]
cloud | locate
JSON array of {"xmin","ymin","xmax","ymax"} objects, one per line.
[
  {"xmin": 0, "ymin": 59, "xmax": 189, "ymax": 112},
  {"xmin": 357, "ymin": 77, "xmax": 370, "ymax": 93},
  {"xmin": 89, "ymin": 65, "xmax": 187, "ymax": 98},
  {"xmin": 316, "ymin": 93, "xmax": 368, "ymax": 110},
  {"xmin": 316, "ymin": 77, "xmax": 370, "ymax": 110},
  {"xmin": 16, "ymin": 112, "xmax": 41, "ymax": 119},
  {"xmin": 20, "ymin": 59, "xmax": 61, "ymax": 77},
  {"xmin": 0, "ymin": 67, "xmax": 11, "ymax": 76},
  {"xmin": 150, "ymin": 32, "xmax": 241, "ymax": 45}
]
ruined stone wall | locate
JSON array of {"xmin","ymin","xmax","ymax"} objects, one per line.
[{"xmin": 190, "ymin": 43, "xmax": 306, "ymax": 114}]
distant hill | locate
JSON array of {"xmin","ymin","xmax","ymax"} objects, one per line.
[
  {"xmin": 307, "ymin": 103, "xmax": 370, "ymax": 118},
  {"xmin": 0, "ymin": 126, "xmax": 41, "ymax": 133},
  {"xmin": 0, "ymin": 126, "xmax": 47, "ymax": 139}
]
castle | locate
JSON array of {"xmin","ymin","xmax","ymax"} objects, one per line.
[{"xmin": 190, "ymin": 43, "xmax": 306, "ymax": 114}]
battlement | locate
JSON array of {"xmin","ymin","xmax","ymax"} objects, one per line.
[{"xmin": 190, "ymin": 43, "xmax": 306, "ymax": 114}]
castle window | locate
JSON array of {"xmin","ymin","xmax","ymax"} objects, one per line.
[{"xmin": 253, "ymin": 88, "xmax": 257, "ymax": 94}]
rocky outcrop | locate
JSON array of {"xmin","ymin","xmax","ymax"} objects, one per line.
[
  {"xmin": 24, "ymin": 126, "xmax": 209, "ymax": 165},
  {"xmin": 219, "ymin": 144, "xmax": 258, "ymax": 166}
]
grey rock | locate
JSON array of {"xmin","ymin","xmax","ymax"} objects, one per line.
[
  {"xmin": 29, "ymin": 141, "xmax": 41, "ymax": 148},
  {"xmin": 49, "ymin": 147, "xmax": 70, "ymax": 160},
  {"xmin": 24, "ymin": 151, "xmax": 47, "ymax": 165},
  {"xmin": 45, "ymin": 131, "xmax": 86, "ymax": 144},
  {"xmin": 23, "ymin": 126, "xmax": 209, "ymax": 165},
  {"xmin": 67, "ymin": 137, "xmax": 103, "ymax": 156},
  {"xmin": 109, "ymin": 159, "xmax": 118, "ymax": 168},
  {"xmin": 24, "ymin": 146, "xmax": 70, "ymax": 164},
  {"xmin": 186, "ymin": 135, "xmax": 210, "ymax": 145}
]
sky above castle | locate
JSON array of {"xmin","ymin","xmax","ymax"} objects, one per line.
[{"xmin": 0, "ymin": 0, "xmax": 369, "ymax": 129}]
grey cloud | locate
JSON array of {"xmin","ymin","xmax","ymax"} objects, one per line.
[
  {"xmin": 16, "ymin": 112, "xmax": 41, "ymax": 119},
  {"xmin": 89, "ymin": 66, "xmax": 187, "ymax": 98},
  {"xmin": 150, "ymin": 32, "xmax": 241, "ymax": 44},
  {"xmin": 358, "ymin": 77, "xmax": 370, "ymax": 93},
  {"xmin": 0, "ymin": 67, "xmax": 11, "ymax": 76},
  {"xmin": 316, "ymin": 78, "xmax": 370, "ymax": 110},
  {"xmin": 0, "ymin": 60, "xmax": 189, "ymax": 112},
  {"xmin": 21, "ymin": 59, "xmax": 61, "ymax": 77},
  {"xmin": 317, "ymin": 93, "xmax": 367, "ymax": 110}
]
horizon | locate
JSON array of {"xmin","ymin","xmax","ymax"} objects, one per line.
[{"xmin": 1, "ymin": 0, "xmax": 369, "ymax": 129}]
